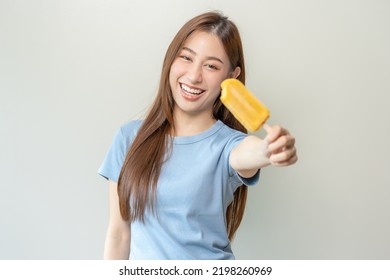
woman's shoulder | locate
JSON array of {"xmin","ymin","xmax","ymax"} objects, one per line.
[
  {"xmin": 120, "ymin": 120, "xmax": 143, "ymax": 133},
  {"xmin": 119, "ymin": 119, "xmax": 143, "ymax": 138},
  {"xmin": 218, "ymin": 121, "xmax": 247, "ymax": 139}
]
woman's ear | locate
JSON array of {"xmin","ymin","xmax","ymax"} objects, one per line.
[{"xmin": 231, "ymin": 67, "xmax": 241, "ymax": 79}]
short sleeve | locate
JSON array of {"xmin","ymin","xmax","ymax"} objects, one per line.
[
  {"xmin": 237, "ymin": 169, "xmax": 260, "ymax": 186},
  {"xmin": 98, "ymin": 127, "xmax": 128, "ymax": 183}
]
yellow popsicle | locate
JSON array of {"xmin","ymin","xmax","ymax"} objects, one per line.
[{"xmin": 220, "ymin": 79, "xmax": 270, "ymax": 132}]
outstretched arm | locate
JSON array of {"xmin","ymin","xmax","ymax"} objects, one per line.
[{"xmin": 229, "ymin": 124, "xmax": 298, "ymax": 178}]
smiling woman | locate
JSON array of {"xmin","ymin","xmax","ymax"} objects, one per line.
[{"xmin": 98, "ymin": 11, "xmax": 297, "ymax": 260}]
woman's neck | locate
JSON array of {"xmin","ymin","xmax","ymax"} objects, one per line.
[{"xmin": 172, "ymin": 109, "xmax": 216, "ymax": 136}]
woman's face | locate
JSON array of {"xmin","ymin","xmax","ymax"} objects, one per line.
[{"xmin": 169, "ymin": 31, "xmax": 239, "ymax": 119}]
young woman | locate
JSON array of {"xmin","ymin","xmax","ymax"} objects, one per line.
[{"xmin": 98, "ymin": 11, "xmax": 297, "ymax": 260}]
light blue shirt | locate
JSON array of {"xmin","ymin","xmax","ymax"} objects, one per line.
[{"xmin": 98, "ymin": 120, "xmax": 260, "ymax": 259}]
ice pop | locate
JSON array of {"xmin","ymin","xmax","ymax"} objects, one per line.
[{"xmin": 220, "ymin": 79, "xmax": 270, "ymax": 132}]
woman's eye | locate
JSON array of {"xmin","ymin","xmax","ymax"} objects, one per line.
[
  {"xmin": 206, "ymin": 64, "xmax": 219, "ymax": 70},
  {"xmin": 180, "ymin": 55, "xmax": 191, "ymax": 61}
]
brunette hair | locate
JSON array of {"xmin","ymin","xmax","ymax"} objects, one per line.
[{"xmin": 118, "ymin": 11, "xmax": 248, "ymax": 240}]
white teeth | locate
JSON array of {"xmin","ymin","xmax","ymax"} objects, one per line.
[{"xmin": 181, "ymin": 84, "xmax": 203, "ymax": 95}]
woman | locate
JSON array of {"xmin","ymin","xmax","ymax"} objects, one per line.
[{"xmin": 99, "ymin": 11, "xmax": 297, "ymax": 260}]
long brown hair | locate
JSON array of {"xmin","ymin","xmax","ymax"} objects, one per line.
[{"xmin": 118, "ymin": 11, "xmax": 248, "ymax": 240}]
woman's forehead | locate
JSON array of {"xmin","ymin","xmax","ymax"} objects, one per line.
[{"xmin": 181, "ymin": 31, "xmax": 229, "ymax": 61}]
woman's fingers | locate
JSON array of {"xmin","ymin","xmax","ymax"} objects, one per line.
[
  {"xmin": 269, "ymin": 146, "xmax": 298, "ymax": 165},
  {"xmin": 267, "ymin": 134, "xmax": 295, "ymax": 154},
  {"xmin": 263, "ymin": 124, "xmax": 297, "ymax": 166}
]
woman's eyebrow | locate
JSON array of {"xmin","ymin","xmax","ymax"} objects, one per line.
[{"xmin": 182, "ymin": 47, "xmax": 224, "ymax": 64}]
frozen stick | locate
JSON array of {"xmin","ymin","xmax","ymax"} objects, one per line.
[{"xmin": 220, "ymin": 79, "xmax": 270, "ymax": 132}]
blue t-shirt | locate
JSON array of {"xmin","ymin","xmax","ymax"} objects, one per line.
[{"xmin": 98, "ymin": 120, "xmax": 260, "ymax": 259}]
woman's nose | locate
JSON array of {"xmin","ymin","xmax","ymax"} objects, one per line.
[{"xmin": 187, "ymin": 63, "xmax": 203, "ymax": 83}]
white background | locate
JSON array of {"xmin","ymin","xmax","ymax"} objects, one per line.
[{"xmin": 1, "ymin": 0, "xmax": 389, "ymax": 259}]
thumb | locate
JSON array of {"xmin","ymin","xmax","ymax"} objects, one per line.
[
  {"xmin": 263, "ymin": 123, "xmax": 272, "ymax": 143},
  {"xmin": 263, "ymin": 123, "xmax": 271, "ymax": 132}
]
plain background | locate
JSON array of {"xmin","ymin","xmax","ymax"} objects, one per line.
[{"xmin": 1, "ymin": 0, "xmax": 389, "ymax": 259}]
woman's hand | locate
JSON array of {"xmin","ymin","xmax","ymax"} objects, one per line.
[
  {"xmin": 230, "ymin": 124, "xmax": 298, "ymax": 178},
  {"xmin": 263, "ymin": 124, "xmax": 298, "ymax": 166}
]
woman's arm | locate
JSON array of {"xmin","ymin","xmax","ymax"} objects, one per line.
[
  {"xmin": 103, "ymin": 180, "xmax": 131, "ymax": 259},
  {"xmin": 230, "ymin": 124, "xmax": 298, "ymax": 178}
]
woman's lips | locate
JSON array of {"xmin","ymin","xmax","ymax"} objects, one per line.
[{"xmin": 180, "ymin": 83, "xmax": 205, "ymax": 96}]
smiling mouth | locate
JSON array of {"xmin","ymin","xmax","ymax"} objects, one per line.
[{"xmin": 180, "ymin": 83, "xmax": 205, "ymax": 96}]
